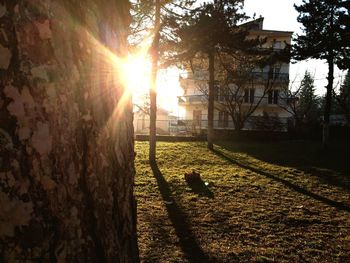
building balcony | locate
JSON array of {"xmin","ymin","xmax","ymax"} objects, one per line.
[
  {"xmin": 178, "ymin": 94, "xmax": 290, "ymax": 107},
  {"xmin": 178, "ymin": 95, "xmax": 208, "ymax": 105},
  {"xmin": 181, "ymin": 71, "xmax": 289, "ymax": 83},
  {"xmin": 249, "ymin": 72, "xmax": 289, "ymax": 82}
]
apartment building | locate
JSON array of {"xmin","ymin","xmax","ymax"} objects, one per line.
[{"xmin": 178, "ymin": 18, "xmax": 293, "ymax": 133}]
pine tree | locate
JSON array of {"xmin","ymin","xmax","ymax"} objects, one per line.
[
  {"xmin": 173, "ymin": 0, "xmax": 263, "ymax": 148},
  {"xmin": 337, "ymin": 71, "xmax": 350, "ymax": 123},
  {"xmin": 297, "ymin": 71, "xmax": 320, "ymax": 124},
  {"xmin": 293, "ymin": 0, "xmax": 350, "ymax": 147}
]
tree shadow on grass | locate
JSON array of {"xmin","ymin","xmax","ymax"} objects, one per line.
[
  {"xmin": 142, "ymin": 211, "xmax": 175, "ymax": 262},
  {"xmin": 216, "ymin": 141, "xmax": 350, "ymax": 192},
  {"xmin": 211, "ymin": 148, "xmax": 350, "ymax": 213},
  {"xmin": 150, "ymin": 162, "xmax": 218, "ymax": 263}
]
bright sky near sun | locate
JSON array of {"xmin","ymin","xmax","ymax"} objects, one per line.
[{"xmin": 128, "ymin": 64, "xmax": 184, "ymax": 115}]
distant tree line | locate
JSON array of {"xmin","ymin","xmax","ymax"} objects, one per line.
[{"xmin": 283, "ymin": 70, "xmax": 350, "ymax": 136}]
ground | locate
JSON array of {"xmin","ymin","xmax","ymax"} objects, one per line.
[{"xmin": 135, "ymin": 140, "xmax": 350, "ymax": 262}]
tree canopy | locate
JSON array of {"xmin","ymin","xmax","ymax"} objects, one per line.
[
  {"xmin": 172, "ymin": 0, "xmax": 265, "ymax": 63},
  {"xmin": 293, "ymin": 0, "xmax": 349, "ymax": 69}
]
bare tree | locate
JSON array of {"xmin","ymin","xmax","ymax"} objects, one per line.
[
  {"xmin": 219, "ymin": 56, "xmax": 277, "ymax": 131},
  {"xmin": 278, "ymin": 79, "xmax": 303, "ymax": 130},
  {"xmin": 195, "ymin": 50, "xmax": 289, "ymax": 131}
]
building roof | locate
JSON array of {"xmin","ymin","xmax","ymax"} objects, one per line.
[{"xmin": 241, "ymin": 17, "xmax": 293, "ymax": 36}]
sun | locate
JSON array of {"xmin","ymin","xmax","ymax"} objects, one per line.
[
  {"xmin": 117, "ymin": 46, "xmax": 184, "ymax": 114},
  {"xmin": 122, "ymin": 54, "xmax": 151, "ymax": 97}
]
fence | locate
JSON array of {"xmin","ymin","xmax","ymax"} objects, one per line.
[{"xmin": 134, "ymin": 116, "xmax": 290, "ymax": 136}]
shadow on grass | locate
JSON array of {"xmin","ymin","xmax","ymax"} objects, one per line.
[
  {"xmin": 150, "ymin": 162, "xmax": 217, "ymax": 263},
  {"xmin": 142, "ymin": 211, "xmax": 174, "ymax": 262},
  {"xmin": 211, "ymin": 148, "xmax": 350, "ymax": 213},
  {"xmin": 216, "ymin": 141, "xmax": 350, "ymax": 192}
]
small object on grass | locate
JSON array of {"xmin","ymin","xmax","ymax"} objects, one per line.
[
  {"xmin": 184, "ymin": 170, "xmax": 201, "ymax": 184},
  {"xmin": 184, "ymin": 170, "xmax": 214, "ymax": 198},
  {"xmin": 164, "ymin": 200, "xmax": 173, "ymax": 205}
]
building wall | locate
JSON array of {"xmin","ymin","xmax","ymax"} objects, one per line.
[{"xmin": 178, "ymin": 20, "xmax": 293, "ymax": 132}]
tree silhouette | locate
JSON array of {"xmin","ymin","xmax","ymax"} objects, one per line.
[
  {"xmin": 293, "ymin": 0, "xmax": 350, "ymax": 147},
  {"xmin": 130, "ymin": 0, "xmax": 195, "ymax": 163},
  {"xmin": 173, "ymin": 0, "xmax": 263, "ymax": 148},
  {"xmin": 297, "ymin": 71, "xmax": 321, "ymax": 125},
  {"xmin": 336, "ymin": 71, "xmax": 350, "ymax": 123}
]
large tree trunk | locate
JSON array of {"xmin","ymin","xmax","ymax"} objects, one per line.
[
  {"xmin": 323, "ymin": 4, "xmax": 335, "ymax": 149},
  {"xmin": 0, "ymin": 1, "xmax": 139, "ymax": 262},
  {"xmin": 149, "ymin": 0, "xmax": 160, "ymax": 164},
  {"xmin": 323, "ymin": 56, "xmax": 334, "ymax": 148},
  {"xmin": 207, "ymin": 51, "xmax": 215, "ymax": 150}
]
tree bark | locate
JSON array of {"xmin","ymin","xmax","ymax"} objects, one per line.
[
  {"xmin": 0, "ymin": 1, "xmax": 139, "ymax": 262},
  {"xmin": 323, "ymin": 4, "xmax": 335, "ymax": 149},
  {"xmin": 149, "ymin": 0, "xmax": 161, "ymax": 164},
  {"xmin": 207, "ymin": 51, "xmax": 215, "ymax": 150},
  {"xmin": 323, "ymin": 56, "xmax": 334, "ymax": 148}
]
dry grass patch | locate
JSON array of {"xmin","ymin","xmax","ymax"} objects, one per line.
[{"xmin": 135, "ymin": 141, "xmax": 350, "ymax": 262}]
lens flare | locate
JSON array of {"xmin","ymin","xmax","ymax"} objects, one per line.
[{"xmin": 121, "ymin": 54, "xmax": 151, "ymax": 96}]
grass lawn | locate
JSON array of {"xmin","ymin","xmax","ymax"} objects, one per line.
[{"xmin": 135, "ymin": 140, "xmax": 350, "ymax": 262}]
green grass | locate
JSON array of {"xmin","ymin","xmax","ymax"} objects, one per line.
[{"xmin": 135, "ymin": 141, "xmax": 350, "ymax": 262}]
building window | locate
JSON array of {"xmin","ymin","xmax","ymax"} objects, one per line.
[
  {"xmin": 244, "ymin": 89, "xmax": 249, "ymax": 103},
  {"xmin": 272, "ymin": 40, "xmax": 282, "ymax": 50},
  {"xmin": 193, "ymin": 110, "xmax": 202, "ymax": 126},
  {"xmin": 141, "ymin": 115, "xmax": 146, "ymax": 129},
  {"xmin": 272, "ymin": 64, "xmax": 282, "ymax": 79},
  {"xmin": 218, "ymin": 111, "xmax": 229, "ymax": 128},
  {"xmin": 214, "ymin": 84, "xmax": 221, "ymax": 101},
  {"xmin": 268, "ymin": 90, "xmax": 279, "ymax": 104},
  {"xmin": 244, "ymin": 89, "xmax": 255, "ymax": 103},
  {"xmin": 274, "ymin": 90, "xmax": 279, "ymax": 104},
  {"xmin": 250, "ymin": 88, "xmax": 255, "ymax": 103},
  {"xmin": 217, "ymin": 87, "xmax": 226, "ymax": 102}
]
